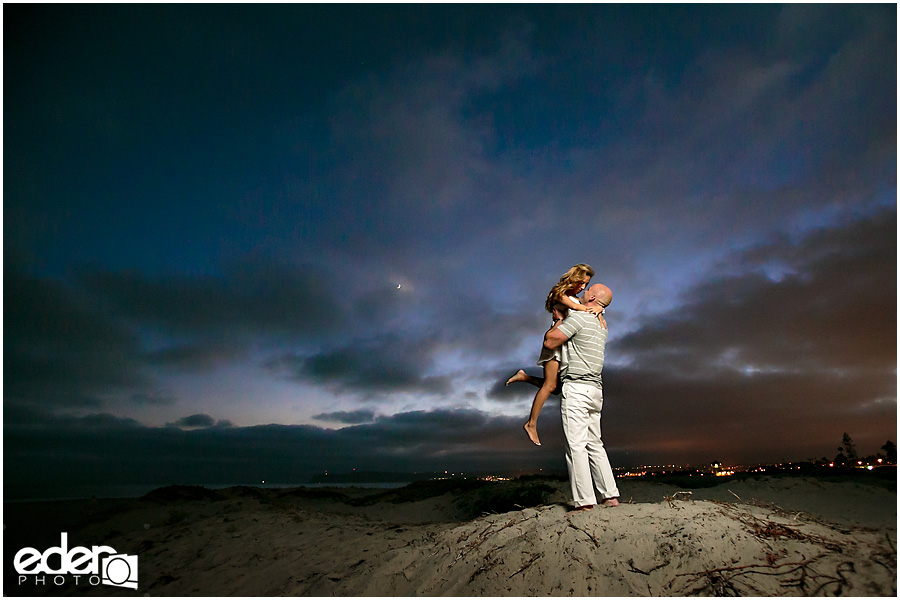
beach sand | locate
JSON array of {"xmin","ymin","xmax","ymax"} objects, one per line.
[{"xmin": 4, "ymin": 474, "xmax": 896, "ymax": 596}]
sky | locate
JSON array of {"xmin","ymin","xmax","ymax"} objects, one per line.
[{"xmin": 4, "ymin": 3, "xmax": 897, "ymax": 497}]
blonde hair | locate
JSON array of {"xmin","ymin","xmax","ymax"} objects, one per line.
[{"xmin": 545, "ymin": 263, "xmax": 594, "ymax": 313}]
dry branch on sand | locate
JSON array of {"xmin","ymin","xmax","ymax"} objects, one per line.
[{"xmin": 670, "ymin": 553, "xmax": 846, "ymax": 596}]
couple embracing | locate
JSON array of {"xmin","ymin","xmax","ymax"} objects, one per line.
[{"xmin": 507, "ymin": 264, "xmax": 619, "ymax": 511}]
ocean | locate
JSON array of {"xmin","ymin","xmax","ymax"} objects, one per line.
[{"xmin": 4, "ymin": 481, "xmax": 412, "ymax": 503}]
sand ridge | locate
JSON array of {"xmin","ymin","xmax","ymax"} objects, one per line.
[{"xmin": 310, "ymin": 499, "xmax": 894, "ymax": 596}]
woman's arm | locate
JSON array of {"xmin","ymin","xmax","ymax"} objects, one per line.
[{"xmin": 558, "ymin": 294, "xmax": 602, "ymax": 315}]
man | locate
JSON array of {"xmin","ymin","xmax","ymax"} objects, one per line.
[{"xmin": 544, "ymin": 283, "xmax": 619, "ymax": 510}]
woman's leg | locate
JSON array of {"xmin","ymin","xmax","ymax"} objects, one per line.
[
  {"xmin": 523, "ymin": 360, "xmax": 559, "ymax": 446},
  {"xmin": 508, "ymin": 320, "xmax": 563, "ymax": 389},
  {"xmin": 506, "ymin": 369, "xmax": 544, "ymax": 388}
]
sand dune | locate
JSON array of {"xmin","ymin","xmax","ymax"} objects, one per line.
[{"xmin": 4, "ymin": 474, "xmax": 895, "ymax": 596}]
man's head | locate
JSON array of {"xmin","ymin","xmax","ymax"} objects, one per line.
[{"xmin": 584, "ymin": 283, "xmax": 612, "ymax": 308}]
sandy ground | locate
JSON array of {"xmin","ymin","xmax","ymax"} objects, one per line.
[{"xmin": 3, "ymin": 474, "xmax": 896, "ymax": 596}]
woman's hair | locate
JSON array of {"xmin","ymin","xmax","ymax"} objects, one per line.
[{"xmin": 545, "ymin": 263, "xmax": 594, "ymax": 313}]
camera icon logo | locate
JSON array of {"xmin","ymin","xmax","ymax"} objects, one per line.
[{"xmin": 101, "ymin": 554, "xmax": 138, "ymax": 589}]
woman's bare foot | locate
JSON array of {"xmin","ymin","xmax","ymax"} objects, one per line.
[
  {"xmin": 506, "ymin": 369, "xmax": 528, "ymax": 386},
  {"xmin": 600, "ymin": 498, "xmax": 620, "ymax": 507},
  {"xmin": 523, "ymin": 422, "xmax": 541, "ymax": 446}
]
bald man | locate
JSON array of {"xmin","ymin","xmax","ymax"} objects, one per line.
[{"xmin": 544, "ymin": 283, "xmax": 620, "ymax": 510}]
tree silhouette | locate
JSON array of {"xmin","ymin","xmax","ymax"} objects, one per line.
[
  {"xmin": 840, "ymin": 432, "xmax": 858, "ymax": 461},
  {"xmin": 881, "ymin": 440, "xmax": 896, "ymax": 463},
  {"xmin": 833, "ymin": 450, "xmax": 847, "ymax": 466}
]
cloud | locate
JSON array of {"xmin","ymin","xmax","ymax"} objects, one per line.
[
  {"xmin": 601, "ymin": 363, "xmax": 896, "ymax": 467},
  {"xmin": 7, "ymin": 252, "xmax": 355, "ymax": 392},
  {"xmin": 143, "ymin": 343, "xmax": 247, "ymax": 372},
  {"xmin": 82, "ymin": 257, "xmax": 338, "ymax": 339},
  {"xmin": 166, "ymin": 414, "xmax": 234, "ymax": 429},
  {"xmin": 5, "ymin": 254, "xmax": 352, "ymax": 416},
  {"xmin": 172, "ymin": 414, "xmax": 214, "ymax": 428},
  {"xmin": 328, "ymin": 33, "xmax": 538, "ymax": 209},
  {"xmin": 261, "ymin": 278, "xmax": 550, "ymax": 399},
  {"xmin": 521, "ymin": 5, "xmax": 895, "ymax": 269},
  {"xmin": 130, "ymin": 390, "xmax": 177, "ymax": 406},
  {"xmin": 273, "ymin": 24, "xmax": 548, "ymax": 279},
  {"xmin": 616, "ymin": 208, "xmax": 896, "ymax": 375},
  {"xmin": 5, "ymin": 241, "xmax": 544, "ymax": 416},
  {"xmin": 4, "ymin": 261, "xmax": 148, "ymax": 411},
  {"xmin": 313, "ymin": 410, "xmax": 377, "ymax": 424},
  {"xmin": 264, "ymin": 334, "xmax": 452, "ymax": 396}
]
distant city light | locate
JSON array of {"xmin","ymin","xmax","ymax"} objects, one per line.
[
  {"xmin": 621, "ymin": 471, "xmax": 647, "ymax": 478},
  {"xmin": 602, "ymin": 457, "xmax": 896, "ymax": 484}
]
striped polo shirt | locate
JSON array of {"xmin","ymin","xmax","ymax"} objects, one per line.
[{"xmin": 557, "ymin": 311, "xmax": 607, "ymax": 389}]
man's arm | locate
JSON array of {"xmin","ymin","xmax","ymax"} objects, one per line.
[{"xmin": 544, "ymin": 326, "xmax": 570, "ymax": 350}]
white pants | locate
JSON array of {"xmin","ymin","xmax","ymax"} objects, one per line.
[{"xmin": 560, "ymin": 381, "xmax": 619, "ymax": 507}]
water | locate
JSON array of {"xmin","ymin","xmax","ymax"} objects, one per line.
[{"xmin": 4, "ymin": 481, "xmax": 412, "ymax": 503}]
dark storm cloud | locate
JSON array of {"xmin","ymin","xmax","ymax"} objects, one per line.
[
  {"xmin": 616, "ymin": 208, "xmax": 896, "ymax": 375},
  {"xmin": 4, "ymin": 261, "xmax": 148, "ymax": 410},
  {"xmin": 168, "ymin": 414, "xmax": 216, "ymax": 428},
  {"xmin": 6, "ymin": 243, "xmax": 543, "ymax": 414},
  {"xmin": 265, "ymin": 334, "xmax": 452, "ymax": 396},
  {"xmin": 263, "ymin": 281, "xmax": 547, "ymax": 397},
  {"xmin": 130, "ymin": 390, "xmax": 177, "ymax": 406},
  {"xmin": 4, "ymin": 408, "xmax": 565, "ymax": 499},
  {"xmin": 602, "ymin": 364, "xmax": 896, "ymax": 467},
  {"xmin": 144, "ymin": 343, "xmax": 247, "ymax": 372},
  {"xmin": 312, "ymin": 410, "xmax": 376, "ymax": 425},
  {"xmin": 83, "ymin": 256, "xmax": 543, "ymax": 394},
  {"xmin": 5, "ymin": 254, "xmax": 352, "ymax": 414},
  {"xmin": 434, "ymin": 287, "xmax": 546, "ymax": 355},
  {"xmin": 82, "ymin": 257, "xmax": 337, "ymax": 338},
  {"xmin": 166, "ymin": 414, "xmax": 234, "ymax": 429},
  {"xmin": 523, "ymin": 4, "xmax": 895, "ymax": 259},
  {"xmin": 319, "ymin": 27, "xmax": 540, "ymax": 257}
]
